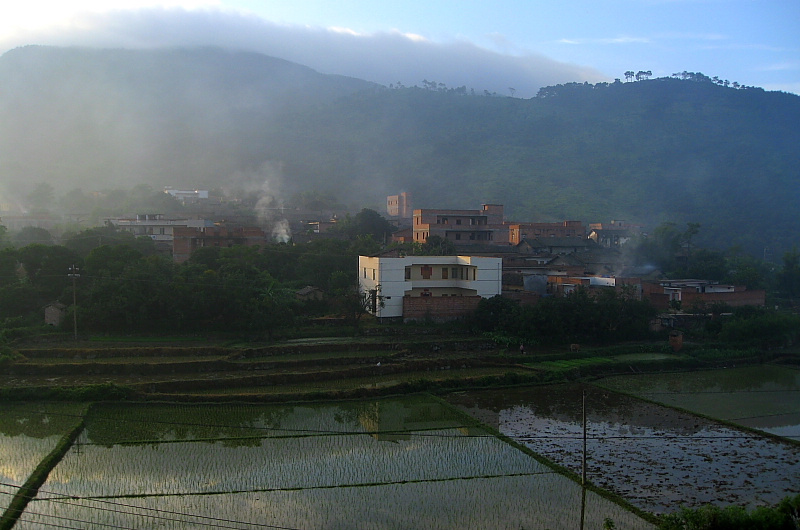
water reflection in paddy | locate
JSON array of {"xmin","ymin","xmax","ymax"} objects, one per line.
[
  {"xmin": 0, "ymin": 403, "xmax": 86, "ymax": 513},
  {"xmin": 18, "ymin": 397, "xmax": 652, "ymax": 529},
  {"xmin": 446, "ymin": 384, "xmax": 800, "ymax": 514},
  {"xmin": 598, "ymin": 365, "xmax": 800, "ymax": 439}
]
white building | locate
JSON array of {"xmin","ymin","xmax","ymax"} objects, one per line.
[
  {"xmin": 358, "ymin": 255, "xmax": 502, "ymax": 319},
  {"xmin": 107, "ymin": 214, "xmax": 210, "ymax": 253},
  {"xmin": 164, "ymin": 187, "xmax": 209, "ymax": 204}
]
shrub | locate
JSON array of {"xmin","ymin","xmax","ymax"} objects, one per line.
[
  {"xmin": 718, "ymin": 312, "xmax": 800, "ymax": 347},
  {"xmin": 659, "ymin": 494, "xmax": 800, "ymax": 529}
]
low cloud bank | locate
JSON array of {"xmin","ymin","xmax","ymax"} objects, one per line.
[{"xmin": 0, "ymin": 7, "xmax": 608, "ymax": 98}]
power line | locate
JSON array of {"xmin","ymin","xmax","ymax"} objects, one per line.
[
  {"xmin": 18, "ymin": 510, "xmax": 139, "ymax": 530},
  {"xmin": 2, "ymin": 482, "xmax": 301, "ymax": 530},
  {"xmin": 5, "ymin": 472, "xmax": 560, "ymax": 530}
]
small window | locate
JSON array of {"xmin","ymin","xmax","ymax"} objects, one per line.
[
  {"xmin": 363, "ymin": 267, "xmax": 368, "ymax": 278},
  {"xmin": 405, "ymin": 267, "xmax": 411, "ymax": 280},
  {"xmin": 372, "ymin": 269, "xmax": 376, "ymax": 280},
  {"xmin": 421, "ymin": 266, "xmax": 432, "ymax": 279},
  {"xmin": 456, "ymin": 219, "xmax": 461, "ymax": 225},
  {"xmin": 451, "ymin": 267, "xmax": 458, "ymax": 278},
  {"xmin": 442, "ymin": 268, "xmax": 448, "ymax": 279},
  {"xmin": 455, "ymin": 233, "xmax": 461, "ymax": 240}
]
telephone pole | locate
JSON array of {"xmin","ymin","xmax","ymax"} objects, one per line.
[{"xmin": 68, "ymin": 265, "xmax": 80, "ymax": 340}]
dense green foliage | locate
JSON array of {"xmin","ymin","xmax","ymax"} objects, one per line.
[
  {"xmin": 468, "ymin": 288, "xmax": 658, "ymax": 346},
  {"xmin": 659, "ymin": 494, "xmax": 800, "ymax": 530},
  {"xmin": 628, "ymin": 222, "xmax": 775, "ymax": 290},
  {"xmin": 717, "ymin": 307, "xmax": 800, "ymax": 348},
  {"xmin": 2, "ymin": 47, "xmax": 799, "ymax": 257},
  {"xmin": 0, "ymin": 224, "xmax": 380, "ymax": 338}
]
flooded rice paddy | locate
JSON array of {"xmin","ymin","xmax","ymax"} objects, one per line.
[
  {"xmin": 446, "ymin": 371, "xmax": 800, "ymax": 514},
  {"xmin": 5, "ymin": 365, "xmax": 797, "ymax": 527},
  {"xmin": 7, "ymin": 398, "xmax": 650, "ymax": 529},
  {"xmin": 598, "ymin": 364, "xmax": 800, "ymax": 438},
  {"xmin": 0, "ymin": 403, "xmax": 85, "ymax": 513}
]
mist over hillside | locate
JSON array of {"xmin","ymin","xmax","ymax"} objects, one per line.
[
  {"xmin": 0, "ymin": 45, "xmax": 376, "ymax": 195},
  {"xmin": 1, "ymin": 46, "xmax": 799, "ymax": 257}
]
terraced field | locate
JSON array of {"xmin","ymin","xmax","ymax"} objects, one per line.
[{"xmin": 2, "ymin": 336, "xmax": 544, "ymax": 400}]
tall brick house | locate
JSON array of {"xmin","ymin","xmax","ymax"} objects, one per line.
[
  {"xmin": 386, "ymin": 192, "xmax": 413, "ymax": 220},
  {"xmin": 412, "ymin": 204, "xmax": 507, "ymax": 245},
  {"xmin": 507, "ymin": 220, "xmax": 585, "ymax": 244}
]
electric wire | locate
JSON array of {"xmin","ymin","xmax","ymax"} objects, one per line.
[
  {"xmin": 13, "ymin": 509, "xmax": 139, "ymax": 530},
  {"xmin": 2, "ymin": 471, "xmax": 563, "ymax": 530},
  {"xmin": 1, "ymin": 482, "xmax": 301, "ymax": 530}
]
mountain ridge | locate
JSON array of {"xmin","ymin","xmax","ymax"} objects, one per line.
[{"xmin": 1, "ymin": 46, "xmax": 798, "ymax": 256}]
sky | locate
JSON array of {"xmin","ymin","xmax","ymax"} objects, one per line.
[{"xmin": 0, "ymin": 0, "xmax": 798, "ymax": 97}]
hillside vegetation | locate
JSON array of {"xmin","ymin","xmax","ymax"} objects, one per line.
[{"xmin": 1, "ymin": 46, "xmax": 798, "ymax": 255}]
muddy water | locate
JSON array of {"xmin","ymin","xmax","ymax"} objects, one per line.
[{"xmin": 446, "ymin": 384, "xmax": 800, "ymax": 514}]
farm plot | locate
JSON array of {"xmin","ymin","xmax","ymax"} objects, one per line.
[
  {"xmin": 597, "ymin": 365, "xmax": 800, "ymax": 439},
  {"xmin": 20, "ymin": 398, "xmax": 651, "ymax": 529},
  {"xmin": 446, "ymin": 383, "xmax": 800, "ymax": 514}
]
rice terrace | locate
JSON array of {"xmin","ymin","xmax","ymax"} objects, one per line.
[{"xmin": 1, "ymin": 330, "xmax": 800, "ymax": 529}]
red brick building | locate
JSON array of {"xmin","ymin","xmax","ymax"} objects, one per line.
[
  {"xmin": 641, "ymin": 280, "xmax": 766, "ymax": 310},
  {"xmin": 507, "ymin": 220, "xmax": 585, "ymax": 244},
  {"xmin": 412, "ymin": 204, "xmax": 507, "ymax": 245}
]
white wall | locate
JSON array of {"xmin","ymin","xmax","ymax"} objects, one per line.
[{"xmin": 358, "ymin": 255, "xmax": 502, "ymax": 318}]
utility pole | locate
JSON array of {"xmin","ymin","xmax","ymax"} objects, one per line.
[
  {"xmin": 68, "ymin": 265, "xmax": 80, "ymax": 340},
  {"xmin": 580, "ymin": 388, "xmax": 588, "ymax": 530},
  {"xmin": 582, "ymin": 388, "xmax": 587, "ymax": 485}
]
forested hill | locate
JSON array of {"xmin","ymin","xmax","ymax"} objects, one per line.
[
  {"xmin": 1, "ymin": 46, "xmax": 799, "ymax": 256},
  {"xmin": 297, "ymin": 77, "xmax": 799, "ymax": 256}
]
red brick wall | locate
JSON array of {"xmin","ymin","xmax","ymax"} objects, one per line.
[
  {"xmin": 681, "ymin": 290, "xmax": 766, "ymax": 308},
  {"xmin": 502, "ymin": 291, "xmax": 541, "ymax": 306},
  {"xmin": 402, "ymin": 296, "xmax": 482, "ymax": 323},
  {"xmin": 648, "ymin": 293, "xmax": 671, "ymax": 311}
]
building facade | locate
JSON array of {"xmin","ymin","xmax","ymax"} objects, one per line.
[
  {"xmin": 386, "ymin": 192, "xmax": 413, "ymax": 219},
  {"xmin": 507, "ymin": 220, "xmax": 585, "ymax": 244},
  {"xmin": 641, "ymin": 279, "xmax": 766, "ymax": 310},
  {"xmin": 358, "ymin": 255, "xmax": 502, "ymax": 320},
  {"xmin": 108, "ymin": 214, "xmax": 210, "ymax": 254},
  {"xmin": 164, "ymin": 187, "xmax": 210, "ymax": 204},
  {"xmin": 412, "ymin": 204, "xmax": 507, "ymax": 245}
]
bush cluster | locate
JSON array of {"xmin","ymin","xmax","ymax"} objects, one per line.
[
  {"xmin": 659, "ymin": 494, "xmax": 800, "ymax": 529},
  {"xmin": 468, "ymin": 288, "xmax": 657, "ymax": 346}
]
